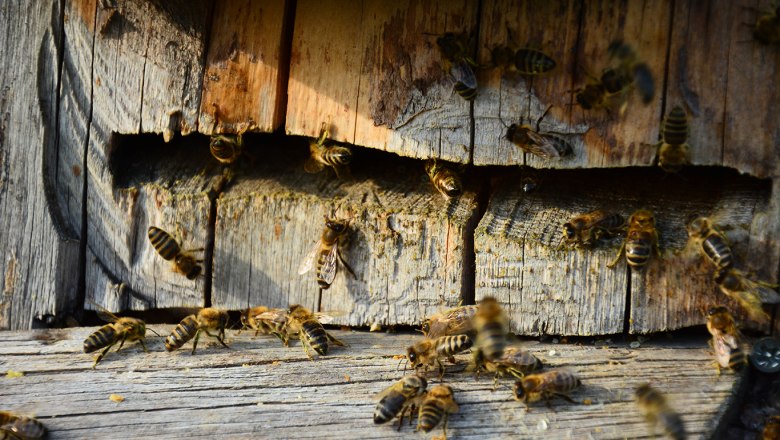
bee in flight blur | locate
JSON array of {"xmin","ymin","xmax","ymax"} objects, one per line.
[
  {"xmin": 652, "ymin": 105, "xmax": 690, "ymax": 173},
  {"xmin": 373, "ymin": 374, "xmax": 427, "ymax": 429},
  {"xmin": 0, "ymin": 411, "xmax": 47, "ymax": 440},
  {"xmin": 573, "ymin": 74, "xmax": 610, "ymax": 113},
  {"xmin": 714, "ymin": 267, "xmax": 780, "ymax": 322},
  {"xmin": 424, "ymin": 159, "xmax": 463, "ymax": 199},
  {"xmin": 165, "ymin": 307, "xmax": 229, "ymax": 354},
  {"xmin": 83, "ymin": 303, "xmax": 151, "ymax": 368},
  {"xmin": 608, "ymin": 209, "xmax": 660, "ymax": 270},
  {"xmin": 684, "ymin": 216, "xmax": 733, "ymax": 270},
  {"xmin": 298, "ymin": 216, "xmax": 357, "ymax": 290},
  {"xmin": 405, "ymin": 335, "xmax": 472, "ymax": 377},
  {"xmin": 705, "ymin": 306, "xmax": 748, "ymax": 373},
  {"xmin": 209, "ymin": 132, "xmax": 243, "ymax": 165},
  {"xmin": 430, "ymin": 31, "xmax": 479, "ymax": 101},
  {"xmin": 417, "ymin": 384, "xmax": 459, "ymax": 438},
  {"xmin": 561, "ymin": 209, "xmax": 625, "ymax": 249},
  {"xmin": 635, "ymin": 384, "xmax": 686, "ymax": 440},
  {"xmin": 503, "ymin": 105, "xmax": 573, "ymax": 160},
  {"xmin": 304, "ymin": 123, "xmax": 353, "ymax": 179},
  {"xmin": 513, "ymin": 369, "xmax": 581, "ymax": 407},
  {"xmin": 607, "ymin": 40, "xmax": 655, "ymax": 105},
  {"xmin": 472, "ymin": 297, "xmax": 509, "ymax": 374},
  {"xmin": 421, "ymin": 304, "xmax": 478, "ymax": 339},
  {"xmin": 282, "ymin": 304, "xmax": 345, "ymax": 359},
  {"xmin": 147, "ymin": 226, "xmax": 203, "ymax": 280},
  {"xmin": 239, "ymin": 306, "xmax": 290, "ymax": 345}
]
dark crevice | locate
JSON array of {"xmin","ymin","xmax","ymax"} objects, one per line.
[
  {"xmin": 193, "ymin": 0, "xmax": 217, "ymax": 131},
  {"xmin": 622, "ymin": 263, "xmax": 632, "ymax": 335},
  {"xmin": 468, "ymin": 0, "xmax": 482, "ymax": 166},
  {"xmin": 659, "ymin": 0, "xmax": 676, "ymax": 119},
  {"xmin": 568, "ymin": 1, "xmax": 587, "ymax": 120},
  {"xmin": 273, "ymin": 0, "xmax": 296, "ymax": 132}
]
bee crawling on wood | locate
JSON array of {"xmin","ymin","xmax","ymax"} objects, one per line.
[
  {"xmin": 416, "ymin": 384, "xmax": 459, "ymax": 439},
  {"xmin": 209, "ymin": 131, "xmax": 244, "ymax": 165},
  {"xmin": 304, "ymin": 123, "xmax": 353, "ymax": 179},
  {"xmin": 147, "ymin": 226, "xmax": 203, "ymax": 280},
  {"xmin": 502, "ymin": 105, "xmax": 574, "ymax": 160},
  {"xmin": 705, "ymin": 306, "xmax": 749, "ymax": 373},
  {"xmin": 83, "ymin": 302, "xmax": 153, "ymax": 368},
  {"xmin": 282, "ymin": 304, "xmax": 345, "ymax": 359},
  {"xmin": 476, "ymin": 346, "xmax": 544, "ymax": 389},
  {"xmin": 374, "ymin": 374, "xmax": 428, "ymax": 429},
  {"xmin": 489, "ymin": 25, "xmax": 556, "ymax": 77},
  {"xmin": 0, "ymin": 411, "xmax": 47, "ymax": 440},
  {"xmin": 561, "ymin": 209, "xmax": 625, "ymax": 249},
  {"xmin": 164, "ymin": 308, "xmax": 230, "ymax": 354},
  {"xmin": 424, "ymin": 159, "xmax": 463, "ymax": 199},
  {"xmin": 421, "ymin": 304, "xmax": 478, "ymax": 339},
  {"xmin": 298, "ymin": 216, "xmax": 357, "ymax": 290},
  {"xmin": 635, "ymin": 384, "xmax": 687, "ymax": 440},
  {"xmin": 239, "ymin": 306, "xmax": 290, "ymax": 345},
  {"xmin": 684, "ymin": 216, "xmax": 734, "ymax": 270},
  {"xmin": 652, "ymin": 105, "xmax": 691, "ymax": 173},
  {"xmin": 404, "ymin": 335, "xmax": 473, "ymax": 377},
  {"xmin": 714, "ymin": 267, "xmax": 780, "ymax": 323},
  {"xmin": 429, "ymin": 31, "xmax": 479, "ymax": 101},
  {"xmin": 472, "ymin": 297, "xmax": 509, "ymax": 374},
  {"xmin": 513, "ymin": 369, "xmax": 581, "ymax": 408},
  {"xmin": 607, "ymin": 209, "xmax": 661, "ymax": 270}
]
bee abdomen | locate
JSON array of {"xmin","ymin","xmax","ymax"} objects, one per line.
[
  {"xmin": 514, "ymin": 49, "xmax": 555, "ymax": 75},
  {"xmin": 165, "ymin": 315, "xmax": 198, "ymax": 351},
  {"xmin": 477, "ymin": 322, "xmax": 506, "ymax": 360},
  {"xmin": 321, "ymin": 146, "xmax": 352, "ymax": 167},
  {"xmin": 433, "ymin": 171, "xmax": 462, "ymax": 198},
  {"xmin": 662, "ymin": 107, "xmax": 688, "ymax": 145},
  {"xmin": 83, "ymin": 324, "xmax": 117, "ymax": 353},
  {"xmin": 454, "ymin": 82, "xmax": 477, "ymax": 101},
  {"xmin": 437, "ymin": 335, "xmax": 472, "ymax": 356},
  {"xmin": 728, "ymin": 347, "xmax": 748, "ymax": 371},
  {"xmin": 4, "ymin": 416, "xmax": 47, "ymax": 439},
  {"xmin": 302, "ymin": 320, "xmax": 329, "ymax": 355},
  {"xmin": 148, "ymin": 227, "xmax": 180, "ymax": 260},
  {"xmin": 418, "ymin": 403, "xmax": 445, "ymax": 432},
  {"xmin": 554, "ymin": 372, "xmax": 582, "ymax": 392},
  {"xmin": 626, "ymin": 240, "xmax": 652, "ymax": 267},
  {"xmin": 702, "ymin": 237, "xmax": 733, "ymax": 269},
  {"xmin": 373, "ymin": 392, "xmax": 405, "ymax": 424}
]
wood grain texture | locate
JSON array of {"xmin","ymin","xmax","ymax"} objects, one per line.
[
  {"xmin": 0, "ymin": 327, "xmax": 739, "ymax": 439},
  {"xmin": 287, "ymin": 0, "xmax": 477, "ymax": 163},
  {"xmin": 212, "ymin": 143, "xmax": 479, "ymax": 327},
  {"xmin": 198, "ymin": 0, "xmax": 286, "ymax": 134}
]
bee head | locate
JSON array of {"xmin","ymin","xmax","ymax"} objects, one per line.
[
  {"xmin": 325, "ymin": 219, "xmax": 349, "ymax": 234},
  {"xmin": 512, "ymin": 380, "xmax": 526, "ymax": 400},
  {"xmin": 504, "ymin": 124, "xmax": 518, "ymax": 141},
  {"xmin": 420, "ymin": 320, "xmax": 431, "ymax": 336},
  {"xmin": 563, "ymin": 222, "xmax": 577, "ymax": 241},
  {"xmin": 403, "ymin": 375, "xmax": 427, "ymax": 395},
  {"xmin": 406, "ymin": 346, "xmax": 418, "ymax": 367},
  {"xmin": 686, "ymin": 216, "xmax": 710, "ymax": 237}
]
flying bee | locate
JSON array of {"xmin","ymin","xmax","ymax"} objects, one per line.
[
  {"xmin": 373, "ymin": 374, "xmax": 428, "ymax": 429},
  {"xmin": 164, "ymin": 307, "xmax": 229, "ymax": 354},
  {"xmin": 298, "ymin": 216, "xmax": 357, "ymax": 289},
  {"xmin": 209, "ymin": 133, "xmax": 243, "ymax": 164},
  {"xmin": 685, "ymin": 216, "xmax": 733, "ymax": 270},
  {"xmin": 562, "ymin": 210, "xmax": 625, "ymax": 248},
  {"xmin": 424, "ymin": 159, "xmax": 463, "ymax": 199},
  {"xmin": 239, "ymin": 306, "xmax": 290, "ymax": 345},
  {"xmin": 504, "ymin": 105, "xmax": 573, "ymax": 160},
  {"xmin": 0, "ymin": 411, "xmax": 46, "ymax": 440},
  {"xmin": 282, "ymin": 304, "xmax": 345, "ymax": 359},
  {"xmin": 83, "ymin": 304, "xmax": 150, "ymax": 368},
  {"xmin": 714, "ymin": 267, "xmax": 780, "ymax": 322},
  {"xmin": 405, "ymin": 335, "xmax": 473, "ymax": 377},
  {"xmin": 421, "ymin": 304, "xmax": 478, "ymax": 339},
  {"xmin": 303, "ymin": 123, "xmax": 353, "ymax": 179},
  {"xmin": 478, "ymin": 346, "xmax": 543, "ymax": 388},
  {"xmin": 706, "ymin": 306, "xmax": 749, "ymax": 373},
  {"xmin": 653, "ymin": 105, "xmax": 690, "ymax": 173},
  {"xmin": 599, "ymin": 67, "xmax": 633, "ymax": 96},
  {"xmin": 147, "ymin": 226, "xmax": 203, "ymax": 280},
  {"xmin": 513, "ymin": 369, "xmax": 581, "ymax": 407},
  {"xmin": 608, "ymin": 209, "xmax": 660, "ymax": 270},
  {"xmin": 635, "ymin": 384, "xmax": 686, "ymax": 440},
  {"xmin": 472, "ymin": 297, "xmax": 509, "ymax": 373},
  {"xmin": 607, "ymin": 40, "xmax": 655, "ymax": 104},
  {"xmin": 417, "ymin": 384, "xmax": 459, "ymax": 438}
]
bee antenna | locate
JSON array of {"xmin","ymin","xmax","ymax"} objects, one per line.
[
  {"xmin": 147, "ymin": 328, "xmax": 162, "ymax": 337},
  {"xmin": 397, "ymin": 357, "xmax": 408, "ymax": 371}
]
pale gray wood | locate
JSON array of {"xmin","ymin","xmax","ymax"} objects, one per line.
[
  {"xmin": 0, "ymin": 0, "xmax": 81, "ymax": 329},
  {"xmin": 0, "ymin": 327, "xmax": 738, "ymax": 439},
  {"xmin": 213, "ymin": 151, "xmax": 479, "ymax": 327}
]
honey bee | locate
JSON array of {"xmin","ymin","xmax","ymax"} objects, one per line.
[
  {"xmin": 504, "ymin": 105, "xmax": 573, "ymax": 159},
  {"xmin": 421, "ymin": 304, "xmax": 478, "ymax": 339},
  {"xmin": 374, "ymin": 374, "xmax": 428, "ymax": 428},
  {"xmin": 562, "ymin": 210, "xmax": 625, "ymax": 248},
  {"xmin": 751, "ymin": 4, "xmax": 780, "ymax": 45},
  {"xmin": 685, "ymin": 217, "xmax": 733, "ymax": 270},
  {"xmin": 432, "ymin": 32, "xmax": 478, "ymax": 101},
  {"xmin": 147, "ymin": 226, "xmax": 203, "ymax": 280},
  {"xmin": 472, "ymin": 297, "xmax": 509, "ymax": 372},
  {"xmin": 164, "ymin": 307, "xmax": 229, "ymax": 354},
  {"xmin": 83, "ymin": 304, "xmax": 149, "ymax": 368},
  {"xmin": 513, "ymin": 369, "xmax": 581, "ymax": 406},
  {"xmin": 424, "ymin": 159, "xmax": 463, "ymax": 199},
  {"xmin": 513, "ymin": 48, "xmax": 556, "ymax": 76},
  {"xmin": 607, "ymin": 40, "xmax": 655, "ymax": 104},
  {"xmin": 608, "ymin": 209, "xmax": 660, "ymax": 270},
  {"xmin": 478, "ymin": 346, "xmax": 543, "ymax": 387},
  {"xmin": 0, "ymin": 411, "xmax": 46, "ymax": 440},
  {"xmin": 209, "ymin": 133, "xmax": 243, "ymax": 164},
  {"xmin": 239, "ymin": 306, "xmax": 289, "ymax": 344},
  {"xmin": 763, "ymin": 415, "xmax": 780, "ymax": 440},
  {"xmin": 706, "ymin": 306, "xmax": 748, "ymax": 373},
  {"xmin": 635, "ymin": 384, "xmax": 686, "ymax": 440},
  {"xmin": 405, "ymin": 335, "xmax": 473, "ymax": 376},
  {"xmin": 714, "ymin": 267, "xmax": 780, "ymax": 322},
  {"xmin": 653, "ymin": 106, "xmax": 690, "ymax": 173},
  {"xmin": 298, "ymin": 216, "xmax": 357, "ymax": 289},
  {"xmin": 283, "ymin": 304, "xmax": 345, "ymax": 359},
  {"xmin": 303, "ymin": 123, "xmax": 353, "ymax": 179},
  {"xmin": 417, "ymin": 384, "xmax": 459, "ymax": 438},
  {"xmin": 574, "ymin": 78, "xmax": 609, "ymax": 112}
]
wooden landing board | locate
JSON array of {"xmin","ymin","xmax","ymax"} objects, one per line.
[{"xmin": 0, "ymin": 327, "xmax": 738, "ymax": 439}]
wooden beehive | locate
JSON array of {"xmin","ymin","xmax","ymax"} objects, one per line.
[{"xmin": 0, "ymin": 0, "xmax": 778, "ymax": 337}]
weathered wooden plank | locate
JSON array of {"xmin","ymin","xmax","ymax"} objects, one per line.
[
  {"xmin": 0, "ymin": 0, "xmax": 81, "ymax": 329},
  {"xmin": 0, "ymin": 327, "xmax": 738, "ymax": 439},
  {"xmin": 212, "ymin": 143, "xmax": 479, "ymax": 326},
  {"xmin": 287, "ymin": 0, "xmax": 477, "ymax": 163},
  {"xmin": 198, "ymin": 0, "xmax": 287, "ymax": 134}
]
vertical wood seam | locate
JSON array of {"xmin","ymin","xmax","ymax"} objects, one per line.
[
  {"xmin": 273, "ymin": 0, "xmax": 297, "ymax": 132},
  {"xmin": 659, "ymin": 0, "xmax": 676, "ymax": 118},
  {"xmin": 195, "ymin": 0, "xmax": 218, "ymax": 133},
  {"xmin": 351, "ymin": 0, "xmax": 366, "ymax": 144}
]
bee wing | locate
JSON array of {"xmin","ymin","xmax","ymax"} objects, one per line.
[
  {"xmin": 319, "ymin": 243, "xmax": 340, "ymax": 286},
  {"xmin": 519, "ymin": 131, "xmax": 565, "ymax": 159},
  {"xmin": 87, "ymin": 299, "xmax": 119, "ymax": 323},
  {"xmin": 449, "ymin": 61, "xmax": 477, "ymax": 89},
  {"xmin": 753, "ymin": 283, "xmax": 780, "ymax": 304},
  {"xmin": 314, "ymin": 310, "xmax": 346, "ymax": 324},
  {"xmin": 298, "ymin": 240, "xmax": 323, "ymax": 275},
  {"xmin": 425, "ymin": 319, "xmax": 449, "ymax": 339}
]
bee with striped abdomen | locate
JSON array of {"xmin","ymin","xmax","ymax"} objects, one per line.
[
  {"xmin": 635, "ymin": 384, "xmax": 686, "ymax": 440},
  {"xmin": 686, "ymin": 217, "xmax": 733, "ymax": 270},
  {"xmin": 653, "ymin": 106, "xmax": 690, "ymax": 173},
  {"xmin": 417, "ymin": 385, "xmax": 459, "ymax": 438},
  {"xmin": 431, "ymin": 31, "xmax": 479, "ymax": 101},
  {"xmin": 405, "ymin": 335, "xmax": 473, "ymax": 377},
  {"xmin": 714, "ymin": 267, "xmax": 780, "ymax": 322},
  {"xmin": 472, "ymin": 297, "xmax": 509, "ymax": 374},
  {"xmin": 608, "ymin": 209, "xmax": 660, "ymax": 270},
  {"xmin": 514, "ymin": 369, "xmax": 581, "ymax": 407},
  {"xmin": 562, "ymin": 209, "xmax": 625, "ymax": 248},
  {"xmin": 283, "ymin": 304, "xmax": 345, "ymax": 359},
  {"xmin": 513, "ymin": 48, "xmax": 556, "ymax": 76},
  {"xmin": 147, "ymin": 226, "xmax": 203, "ymax": 280},
  {"xmin": 298, "ymin": 216, "xmax": 357, "ymax": 290},
  {"xmin": 421, "ymin": 304, "xmax": 478, "ymax": 339},
  {"xmin": 83, "ymin": 304, "xmax": 149, "ymax": 368},
  {"xmin": 706, "ymin": 306, "xmax": 748, "ymax": 373},
  {"xmin": 304, "ymin": 123, "xmax": 353, "ymax": 179},
  {"xmin": 424, "ymin": 159, "xmax": 463, "ymax": 199},
  {"xmin": 0, "ymin": 411, "xmax": 46, "ymax": 440},
  {"xmin": 239, "ymin": 306, "xmax": 290, "ymax": 345},
  {"xmin": 504, "ymin": 105, "xmax": 573, "ymax": 160},
  {"xmin": 209, "ymin": 133, "xmax": 243, "ymax": 164},
  {"xmin": 165, "ymin": 308, "xmax": 229, "ymax": 354},
  {"xmin": 478, "ymin": 346, "xmax": 543, "ymax": 386},
  {"xmin": 374, "ymin": 374, "xmax": 427, "ymax": 429}
]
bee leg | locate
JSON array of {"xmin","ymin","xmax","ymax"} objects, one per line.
[
  {"xmin": 492, "ymin": 374, "xmax": 500, "ymax": 392},
  {"xmin": 93, "ymin": 342, "xmax": 116, "ymax": 369},
  {"xmin": 338, "ymin": 251, "xmax": 358, "ymax": 280},
  {"xmin": 138, "ymin": 339, "xmax": 148, "ymax": 353},
  {"xmin": 396, "ymin": 405, "xmax": 407, "ymax": 431},
  {"xmin": 300, "ymin": 338, "xmax": 315, "ymax": 360},
  {"xmin": 437, "ymin": 359, "xmax": 446, "ymax": 379},
  {"xmin": 534, "ymin": 104, "xmax": 554, "ymax": 132},
  {"xmin": 325, "ymin": 332, "xmax": 346, "ymax": 347},
  {"xmin": 191, "ymin": 329, "xmax": 201, "ymax": 355},
  {"xmin": 218, "ymin": 327, "xmax": 230, "ymax": 348},
  {"xmin": 116, "ymin": 336, "xmax": 127, "ymax": 352},
  {"xmin": 607, "ymin": 241, "xmax": 626, "ymax": 268},
  {"xmin": 555, "ymin": 392, "xmax": 577, "ymax": 404},
  {"xmin": 442, "ymin": 414, "xmax": 449, "ymax": 440}
]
